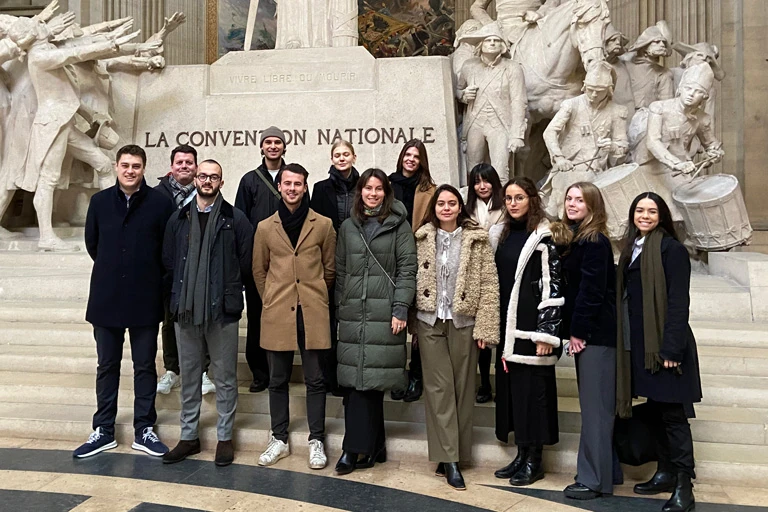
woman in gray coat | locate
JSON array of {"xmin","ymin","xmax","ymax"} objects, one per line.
[{"xmin": 334, "ymin": 168, "xmax": 417, "ymax": 475}]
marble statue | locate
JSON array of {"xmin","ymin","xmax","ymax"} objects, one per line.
[
  {"xmin": 457, "ymin": 22, "xmax": 527, "ymax": 183},
  {"xmin": 603, "ymin": 23, "xmax": 634, "ymax": 113},
  {"xmin": 672, "ymin": 41, "xmax": 724, "ymax": 119},
  {"xmin": 8, "ymin": 16, "xmax": 141, "ymax": 250},
  {"xmin": 452, "ymin": 19, "xmax": 483, "ymax": 186},
  {"xmin": 245, "ymin": 0, "xmax": 357, "ymax": 51},
  {"xmin": 541, "ymin": 61, "xmax": 628, "ymax": 216},
  {"xmin": 622, "ymin": 22, "xmax": 675, "ymax": 111},
  {"xmin": 469, "ymin": 0, "xmax": 560, "ymax": 46},
  {"xmin": 636, "ymin": 63, "xmax": 724, "ymax": 222}
]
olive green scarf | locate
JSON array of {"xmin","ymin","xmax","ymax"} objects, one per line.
[{"xmin": 615, "ymin": 228, "xmax": 667, "ymax": 418}]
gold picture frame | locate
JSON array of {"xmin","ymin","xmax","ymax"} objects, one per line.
[{"xmin": 205, "ymin": 0, "xmax": 218, "ymax": 64}]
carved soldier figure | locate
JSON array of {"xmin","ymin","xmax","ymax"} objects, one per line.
[
  {"xmin": 672, "ymin": 41, "xmax": 724, "ymax": 118},
  {"xmin": 542, "ymin": 61, "xmax": 628, "ymax": 216},
  {"xmin": 603, "ymin": 23, "xmax": 633, "ymax": 113},
  {"xmin": 622, "ymin": 22, "xmax": 675, "ymax": 111},
  {"xmin": 457, "ymin": 23, "xmax": 527, "ymax": 183},
  {"xmin": 16, "ymin": 16, "xmax": 140, "ymax": 250},
  {"xmin": 469, "ymin": 0, "xmax": 560, "ymax": 46},
  {"xmin": 641, "ymin": 63, "xmax": 724, "ymax": 221}
]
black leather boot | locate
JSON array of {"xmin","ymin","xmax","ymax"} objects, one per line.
[
  {"xmin": 494, "ymin": 446, "xmax": 529, "ymax": 479},
  {"xmin": 634, "ymin": 470, "xmax": 677, "ymax": 495},
  {"xmin": 435, "ymin": 462, "xmax": 446, "ymax": 476},
  {"xmin": 509, "ymin": 446, "xmax": 544, "ymax": 486},
  {"xmin": 403, "ymin": 376, "xmax": 423, "ymax": 402},
  {"xmin": 356, "ymin": 446, "xmax": 387, "ymax": 468},
  {"xmin": 390, "ymin": 388, "xmax": 405, "ymax": 401},
  {"xmin": 335, "ymin": 451, "xmax": 357, "ymax": 475},
  {"xmin": 662, "ymin": 472, "xmax": 695, "ymax": 512},
  {"xmin": 445, "ymin": 462, "xmax": 466, "ymax": 490},
  {"xmin": 475, "ymin": 385, "xmax": 492, "ymax": 404}
]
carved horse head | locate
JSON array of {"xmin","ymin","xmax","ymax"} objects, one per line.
[{"xmin": 569, "ymin": 0, "xmax": 611, "ymax": 71}]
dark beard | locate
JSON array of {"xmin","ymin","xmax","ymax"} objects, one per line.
[{"xmin": 196, "ymin": 187, "xmax": 219, "ymax": 199}]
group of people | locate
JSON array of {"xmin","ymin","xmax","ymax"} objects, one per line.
[{"xmin": 73, "ymin": 126, "xmax": 701, "ymax": 512}]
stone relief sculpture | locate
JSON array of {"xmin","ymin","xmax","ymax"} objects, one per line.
[
  {"xmin": 634, "ymin": 63, "xmax": 724, "ymax": 222},
  {"xmin": 603, "ymin": 23, "xmax": 634, "ymax": 113},
  {"xmin": 672, "ymin": 41, "xmax": 724, "ymax": 119},
  {"xmin": 622, "ymin": 22, "xmax": 675, "ymax": 111},
  {"xmin": 457, "ymin": 23, "xmax": 527, "ymax": 183},
  {"xmin": 0, "ymin": 15, "xmax": 143, "ymax": 250},
  {"xmin": 452, "ymin": 19, "xmax": 483, "ymax": 186},
  {"xmin": 469, "ymin": 0, "xmax": 561, "ymax": 47},
  {"xmin": 245, "ymin": 0, "xmax": 357, "ymax": 51},
  {"xmin": 541, "ymin": 61, "xmax": 628, "ymax": 216}
]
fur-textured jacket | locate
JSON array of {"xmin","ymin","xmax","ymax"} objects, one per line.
[
  {"xmin": 414, "ymin": 222, "xmax": 500, "ymax": 344},
  {"xmin": 490, "ymin": 220, "xmax": 564, "ymax": 365}
]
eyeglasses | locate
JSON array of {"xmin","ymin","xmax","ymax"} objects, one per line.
[
  {"xmin": 196, "ymin": 174, "xmax": 221, "ymax": 183},
  {"xmin": 504, "ymin": 194, "xmax": 528, "ymax": 204}
]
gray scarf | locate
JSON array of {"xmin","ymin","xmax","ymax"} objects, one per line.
[{"xmin": 178, "ymin": 195, "xmax": 224, "ymax": 328}]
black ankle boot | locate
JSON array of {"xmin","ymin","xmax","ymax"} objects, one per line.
[
  {"xmin": 634, "ymin": 470, "xmax": 677, "ymax": 495},
  {"xmin": 662, "ymin": 472, "xmax": 695, "ymax": 512},
  {"xmin": 445, "ymin": 462, "xmax": 466, "ymax": 490},
  {"xmin": 476, "ymin": 385, "xmax": 492, "ymax": 404},
  {"xmin": 509, "ymin": 446, "xmax": 544, "ymax": 486},
  {"xmin": 335, "ymin": 451, "xmax": 357, "ymax": 475},
  {"xmin": 494, "ymin": 446, "xmax": 529, "ymax": 479},
  {"xmin": 403, "ymin": 376, "xmax": 423, "ymax": 402}
]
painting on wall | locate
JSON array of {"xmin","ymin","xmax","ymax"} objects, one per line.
[
  {"xmin": 215, "ymin": 0, "xmax": 454, "ymax": 58},
  {"xmin": 359, "ymin": 0, "xmax": 455, "ymax": 58}
]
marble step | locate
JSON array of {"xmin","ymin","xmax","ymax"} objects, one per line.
[
  {"xmin": 0, "ymin": 251, "xmax": 92, "ymax": 270},
  {"xmin": 0, "ymin": 371, "xmax": 765, "ymax": 447},
  {"xmin": 0, "ymin": 342, "xmax": 766, "ymax": 411},
  {"xmin": 0, "ymin": 400, "xmax": 766, "ymax": 487},
  {"xmin": 4, "ymin": 321, "xmax": 768, "ymax": 378},
  {"xmin": 0, "ymin": 272, "xmax": 754, "ymax": 322}
]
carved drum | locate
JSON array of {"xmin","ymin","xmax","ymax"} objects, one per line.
[
  {"xmin": 592, "ymin": 163, "xmax": 648, "ymax": 240},
  {"xmin": 672, "ymin": 174, "xmax": 753, "ymax": 251}
]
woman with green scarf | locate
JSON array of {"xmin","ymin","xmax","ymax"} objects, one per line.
[{"xmin": 616, "ymin": 192, "xmax": 702, "ymax": 512}]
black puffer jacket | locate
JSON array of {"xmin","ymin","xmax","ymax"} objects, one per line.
[{"xmin": 490, "ymin": 220, "xmax": 564, "ymax": 366}]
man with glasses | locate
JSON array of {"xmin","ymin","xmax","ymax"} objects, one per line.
[{"xmin": 162, "ymin": 159, "xmax": 254, "ymax": 467}]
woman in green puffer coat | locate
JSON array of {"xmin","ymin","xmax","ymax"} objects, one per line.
[{"xmin": 333, "ymin": 168, "xmax": 417, "ymax": 476}]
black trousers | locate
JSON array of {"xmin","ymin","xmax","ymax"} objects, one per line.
[
  {"xmin": 266, "ymin": 306, "xmax": 326, "ymax": 443},
  {"xmin": 478, "ymin": 347, "xmax": 492, "ymax": 388},
  {"xmin": 320, "ymin": 288, "xmax": 339, "ymax": 392},
  {"xmin": 342, "ymin": 389, "xmax": 385, "ymax": 455},
  {"xmin": 92, "ymin": 324, "xmax": 159, "ymax": 436},
  {"xmin": 245, "ymin": 279, "xmax": 269, "ymax": 383},
  {"xmin": 408, "ymin": 341, "xmax": 422, "ymax": 380},
  {"xmin": 161, "ymin": 299, "xmax": 209, "ymax": 375},
  {"xmin": 647, "ymin": 399, "xmax": 696, "ymax": 478}
]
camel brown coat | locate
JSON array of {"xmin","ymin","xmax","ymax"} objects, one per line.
[
  {"xmin": 252, "ymin": 209, "xmax": 336, "ymax": 352},
  {"xmin": 412, "ymin": 185, "xmax": 437, "ymax": 232}
]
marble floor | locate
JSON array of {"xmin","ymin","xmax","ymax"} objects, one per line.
[{"xmin": 0, "ymin": 437, "xmax": 767, "ymax": 512}]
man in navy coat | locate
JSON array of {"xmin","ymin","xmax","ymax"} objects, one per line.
[{"xmin": 74, "ymin": 145, "xmax": 175, "ymax": 458}]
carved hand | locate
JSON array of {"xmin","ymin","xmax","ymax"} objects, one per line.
[
  {"xmin": 705, "ymin": 147, "xmax": 724, "ymax": 163},
  {"xmin": 161, "ymin": 12, "xmax": 187, "ymax": 36},
  {"xmin": 37, "ymin": 0, "xmax": 60, "ymax": 23},
  {"xmin": 524, "ymin": 10, "xmax": 542, "ymax": 23},
  {"xmin": 672, "ymin": 160, "xmax": 696, "ymax": 174},
  {"xmin": 553, "ymin": 156, "xmax": 574, "ymax": 172},
  {"xmin": 137, "ymin": 39, "xmax": 163, "ymax": 54},
  {"xmin": 112, "ymin": 30, "xmax": 141, "ymax": 48},
  {"xmin": 46, "ymin": 11, "xmax": 76, "ymax": 36},
  {"xmin": 508, "ymin": 138, "xmax": 525, "ymax": 153},
  {"xmin": 112, "ymin": 19, "xmax": 134, "ymax": 39},
  {"xmin": 462, "ymin": 86, "xmax": 478, "ymax": 102},
  {"xmin": 596, "ymin": 137, "xmax": 612, "ymax": 150}
]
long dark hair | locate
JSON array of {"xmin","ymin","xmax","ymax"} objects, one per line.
[
  {"xmin": 619, "ymin": 192, "xmax": 677, "ymax": 260},
  {"xmin": 466, "ymin": 163, "xmax": 504, "ymax": 214},
  {"xmin": 421, "ymin": 184, "xmax": 476, "ymax": 230},
  {"xmin": 395, "ymin": 139, "xmax": 436, "ymax": 192},
  {"xmin": 499, "ymin": 177, "xmax": 546, "ymax": 243},
  {"xmin": 351, "ymin": 168, "xmax": 394, "ymax": 223}
]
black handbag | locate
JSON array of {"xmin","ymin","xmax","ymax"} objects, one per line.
[{"xmin": 613, "ymin": 402, "xmax": 659, "ymax": 466}]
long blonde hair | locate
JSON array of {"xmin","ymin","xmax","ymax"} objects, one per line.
[{"xmin": 551, "ymin": 182, "xmax": 609, "ymax": 246}]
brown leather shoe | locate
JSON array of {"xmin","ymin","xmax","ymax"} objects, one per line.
[
  {"xmin": 162, "ymin": 439, "xmax": 201, "ymax": 464},
  {"xmin": 215, "ymin": 440, "xmax": 234, "ymax": 466}
]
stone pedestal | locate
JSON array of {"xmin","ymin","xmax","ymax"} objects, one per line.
[{"xmin": 124, "ymin": 47, "xmax": 459, "ymax": 202}]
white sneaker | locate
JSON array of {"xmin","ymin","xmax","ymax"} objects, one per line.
[
  {"xmin": 308, "ymin": 439, "xmax": 327, "ymax": 469},
  {"xmin": 258, "ymin": 435, "xmax": 290, "ymax": 466},
  {"xmin": 201, "ymin": 372, "xmax": 216, "ymax": 395},
  {"xmin": 157, "ymin": 371, "xmax": 180, "ymax": 394}
]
